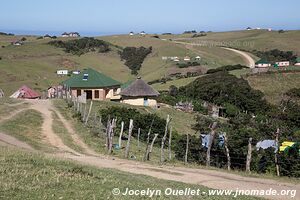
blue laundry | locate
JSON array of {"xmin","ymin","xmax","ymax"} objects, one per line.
[
  {"xmin": 201, "ymin": 134, "xmax": 210, "ymax": 148},
  {"xmin": 256, "ymin": 140, "xmax": 278, "ymax": 153},
  {"xmin": 218, "ymin": 134, "xmax": 225, "ymax": 147}
]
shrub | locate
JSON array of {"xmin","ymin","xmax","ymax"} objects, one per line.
[
  {"xmin": 206, "ymin": 64, "xmax": 247, "ymax": 74},
  {"xmin": 119, "ymin": 46, "xmax": 152, "ymax": 74},
  {"xmin": 48, "ymin": 37, "xmax": 110, "ymax": 56}
]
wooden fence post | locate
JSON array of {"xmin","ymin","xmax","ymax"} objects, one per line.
[
  {"xmin": 206, "ymin": 122, "xmax": 218, "ymax": 167},
  {"xmin": 168, "ymin": 126, "xmax": 172, "ymax": 161},
  {"xmin": 275, "ymin": 128, "xmax": 280, "ymax": 176},
  {"xmin": 137, "ymin": 128, "xmax": 141, "ymax": 149},
  {"xmin": 125, "ymin": 119, "xmax": 133, "ymax": 158},
  {"xmin": 105, "ymin": 117, "xmax": 111, "ymax": 149},
  {"xmin": 246, "ymin": 137, "xmax": 252, "ymax": 172},
  {"xmin": 118, "ymin": 121, "xmax": 124, "ymax": 148},
  {"xmin": 161, "ymin": 115, "xmax": 171, "ymax": 163},
  {"xmin": 108, "ymin": 119, "xmax": 116, "ymax": 154},
  {"xmin": 148, "ymin": 134, "xmax": 159, "ymax": 161},
  {"xmin": 184, "ymin": 134, "xmax": 189, "ymax": 165},
  {"xmin": 85, "ymin": 101, "xmax": 93, "ymax": 125},
  {"xmin": 143, "ymin": 119, "xmax": 154, "ymax": 161},
  {"xmin": 223, "ymin": 132, "xmax": 231, "ymax": 171}
]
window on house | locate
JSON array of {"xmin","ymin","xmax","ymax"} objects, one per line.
[
  {"xmin": 94, "ymin": 90, "xmax": 99, "ymax": 98},
  {"xmin": 77, "ymin": 90, "xmax": 81, "ymax": 96}
]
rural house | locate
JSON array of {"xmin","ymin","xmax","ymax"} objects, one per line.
[
  {"xmin": 61, "ymin": 32, "xmax": 80, "ymax": 37},
  {"xmin": 129, "ymin": 31, "xmax": 134, "ymax": 36},
  {"xmin": 255, "ymin": 59, "xmax": 271, "ymax": 68},
  {"xmin": 184, "ymin": 56, "xmax": 191, "ymax": 61},
  {"xmin": 56, "ymin": 70, "xmax": 69, "ymax": 75},
  {"xmin": 63, "ymin": 68, "xmax": 121, "ymax": 100},
  {"xmin": 120, "ymin": 77, "xmax": 159, "ymax": 107},
  {"xmin": 275, "ymin": 61, "xmax": 290, "ymax": 67},
  {"xmin": 10, "ymin": 85, "xmax": 40, "ymax": 99},
  {"xmin": 295, "ymin": 57, "xmax": 300, "ymax": 66}
]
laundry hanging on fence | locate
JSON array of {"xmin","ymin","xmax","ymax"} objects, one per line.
[
  {"xmin": 279, "ymin": 141, "xmax": 297, "ymax": 153},
  {"xmin": 201, "ymin": 134, "xmax": 224, "ymax": 148},
  {"xmin": 218, "ymin": 134, "xmax": 225, "ymax": 147},
  {"xmin": 256, "ymin": 140, "xmax": 278, "ymax": 153},
  {"xmin": 201, "ymin": 134, "xmax": 210, "ymax": 148}
]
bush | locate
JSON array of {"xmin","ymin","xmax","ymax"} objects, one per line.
[
  {"xmin": 206, "ymin": 64, "xmax": 247, "ymax": 74},
  {"xmin": 119, "ymin": 46, "xmax": 152, "ymax": 74},
  {"xmin": 252, "ymin": 49, "xmax": 297, "ymax": 63},
  {"xmin": 179, "ymin": 71, "xmax": 270, "ymax": 114},
  {"xmin": 99, "ymin": 106, "xmax": 171, "ymax": 144},
  {"xmin": 176, "ymin": 61, "xmax": 201, "ymax": 68},
  {"xmin": 285, "ymin": 88, "xmax": 300, "ymax": 98},
  {"xmin": 48, "ymin": 37, "xmax": 110, "ymax": 56}
]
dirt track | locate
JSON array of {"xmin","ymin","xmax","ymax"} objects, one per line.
[{"xmin": 0, "ymin": 100, "xmax": 299, "ymax": 200}]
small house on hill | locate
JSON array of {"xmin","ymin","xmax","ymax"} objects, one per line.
[
  {"xmin": 62, "ymin": 32, "xmax": 80, "ymax": 37},
  {"xmin": 10, "ymin": 85, "xmax": 40, "ymax": 99},
  {"xmin": 129, "ymin": 31, "xmax": 134, "ymax": 36},
  {"xmin": 255, "ymin": 59, "xmax": 271, "ymax": 68},
  {"xmin": 120, "ymin": 78, "xmax": 159, "ymax": 107},
  {"xmin": 275, "ymin": 61, "xmax": 290, "ymax": 67},
  {"xmin": 184, "ymin": 56, "xmax": 191, "ymax": 61},
  {"xmin": 62, "ymin": 68, "xmax": 121, "ymax": 100},
  {"xmin": 295, "ymin": 57, "xmax": 300, "ymax": 66}
]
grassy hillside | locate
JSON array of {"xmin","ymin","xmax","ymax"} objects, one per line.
[
  {"xmin": 165, "ymin": 30, "xmax": 300, "ymax": 55},
  {"xmin": 246, "ymin": 72, "xmax": 300, "ymax": 104},
  {"xmin": 0, "ymin": 33, "xmax": 248, "ymax": 96}
]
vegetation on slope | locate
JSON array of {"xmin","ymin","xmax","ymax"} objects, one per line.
[
  {"xmin": 119, "ymin": 46, "xmax": 152, "ymax": 74},
  {"xmin": 48, "ymin": 37, "xmax": 110, "ymax": 56},
  {"xmin": 252, "ymin": 49, "xmax": 297, "ymax": 63}
]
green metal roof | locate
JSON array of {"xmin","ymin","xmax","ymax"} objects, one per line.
[
  {"xmin": 255, "ymin": 59, "xmax": 270, "ymax": 64},
  {"xmin": 296, "ymin": 57, "xmax": 300, "ymax": 63},
  {"xmin": 62, "ymin": 68, "xmax": 121, "ymax": 88}
]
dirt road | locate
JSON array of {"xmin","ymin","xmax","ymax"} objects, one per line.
[
  {"xmin": 173, "ymin": 41, "xmax": 255, "ymax": 68},
  {"xmin": 0, "ymin": 99, "xmax": 299, "ymax": 200},
  {"xmin": 221, "ymin": 47, "xmax": 255, "ymax": 68}
]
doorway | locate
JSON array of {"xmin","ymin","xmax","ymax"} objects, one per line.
[{"xmin": 84, "ymin": 90, "xmax": 92, "ymax": 99}]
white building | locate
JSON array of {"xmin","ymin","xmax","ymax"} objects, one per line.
[
  {"xmin": 275, "ymin": 61, "xmax": 290, "ymax": 67},
  {"xmin": 129, "ymin": 32, "xmax": 134, "ymax": 36},
  {"xmin": 139, "ymin": 31, "xmax": 146, "ymax": 36},
  {"xmin": 195, "ymin": 56, "xmax": 201, "ymax": 60},
  {"xmin": 184, "ymin": 56, "xmax": 191, "ymax": 61},
  {"xmin": 62, "ymin": 32, "xmax": 80, "ymax": 37},
  {"xmin": 56, "ymin": 70, "xmax": 69, "ymax": 75},
  {"xmin": 255, "ymin": 59, "xmax": 271, "ymax": 68}
]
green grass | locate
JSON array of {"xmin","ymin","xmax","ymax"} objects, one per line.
[
  {"xmin": 246, "ymin": 72, "xmax": 300, "ymax": 104},
  {"xmin": 0, "ymin": 98, "xmax": 29, "ymax": 120},
  {"xmin": 166, "ymin": 30, "xmax": 300, "ymax": 54},
  {"xmin": 51, "ymin": 112, "xmax": 84, "ymax": 153},
  {"xmin": 0, "ymin": 146, "xmax": 260, "ymax": 200},
  {"xmin": 0, "ymin": 109, "xmax": 54, "ymax": 151}
]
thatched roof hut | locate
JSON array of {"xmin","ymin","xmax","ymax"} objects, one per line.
[
  {"xmin": 120, "ymin": 78, "xmax": 159, "ymax": 107},
  {"xmin": 120, "ymin": 78, "xmax": 159, "ymax": 97}
]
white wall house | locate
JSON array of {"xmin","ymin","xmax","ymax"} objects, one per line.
[
  {"xmin": 255, "ymin": 59, "xmax": 271, "ymax": 68},
  {"xmin": 295, "ymin": 58, "xmax": 300, "ymax": 66},
  {"xmin": 275, "ymin": 61, "xmax": 290, "ymax": 67},
  {"xmin": 56, "ymin": 70, "xmax": 69, "ymax": 75},
  {"xmin": 61, "ymin": 32, "xmax": 80, "ymax": 37},
  {"xmin": 184, "ymin": 56, "xmax": 191, "ymax": 61}
]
